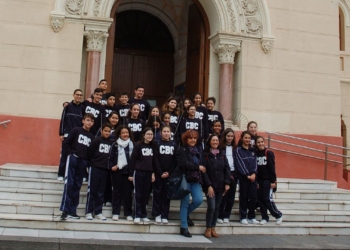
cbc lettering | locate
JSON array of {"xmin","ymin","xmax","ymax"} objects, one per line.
[
  {"xmin": 139, "ymin": 104, "xmax": 145, "ymax": 111},
  {"xmin": 78, "ymin": 135, "xmax": 91, "ymax": 146},
  {"xmin": 195, "ymin": 112, "xmax": 203, "ymax": 119},
  {"xmin": 119, "ymin": 109, "xmax": 129, "ymax": 117},
  {"xmin": 208, "ymin": 114, "xmax": 218, "ymax": 122},
  {"xmin": 128, "ymin": 123, "xmax": 142, "ymax": 132},
  {"xmin": 257, "ymin": 156, "xmax": 267, "ymax": 165},
  {"xmin": 159, "ymin": 145, "xmax": 174, "ymax": 155},
  {"xmin": 170, "ymin": 116, "xmax": 178, "ymax": 124},
  {"xmin": 142, "ymin": 148, "xmax": 153, "ymax": 156},
  {"xmin": 105, "ymin": 109, "xmax": 112, "ymax": 117},
  {"xmin": 99, "ymin": 144, "xmax": 111, "ymax": 153},
  {"xmin": 85, "ymin": 106, "xmax": 100, "ymax": 118},
  {"xmin": 185, "ymin": 122, "xmax": 199, "ymax": 130}
]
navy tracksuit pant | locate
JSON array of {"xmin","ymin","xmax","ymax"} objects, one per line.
[
  {"xmin": 218, "ymin": 171, "xmax": 237, "ymax": 219},
  {"xmin": 85, "ymin": 166, "xmax": 108, "ymax": 215},
  {"xmin": 152, "ymin": 173, "xmax": 170, "ymax": 219},
  {"xmin": 104, "ymin": 171, "xmax": 112, "ymax": 204},
  {"xmin": 239, "ymin": 177, "xmax": 257, "ymax": 220},
  {"xmin": 134, "ymin": 170, "xmax": 152, "ymax": 218},
  {"xmin": 60, "ymin": 155, "xmax": 87, "ymax": 214},
  {"xmin": 258, "ymin": 179, "xmax": 282, "ymax": 221},
  {"xmin": 111, "ymin": 172, "xmax": 133, "ymax": 216},
  {"xmin": 58, "ymin": 140, "xmax": 68, "ymax": 177}
]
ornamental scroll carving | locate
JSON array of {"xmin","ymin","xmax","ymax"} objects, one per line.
[
  {"xmin": 51, "ymin": 17, "xmax": 64, "ymax": 33},
  {"xmin": 66, "ymin": 0, "xmax": 84, "ymax": 15},
  {"xmin": 246, "ymin": 17, "xmax": 261, "ymax": 34},
  {"xmin": 84, "ymin": 30, "xmax": 109, "ymax": 52},
  {"xmin": 213, "ymin": 43, "xmax": 241, "ymax": 64},
  {"xmin": 261, "ymin": 38, "xmax": 274, "ymax": 54},
  {"xmin": 224, "ymin": 0, "xmax": 237, "ymax": 32},
  {"xmin": 93, "ymin": 0, "xmax": 102, "ymax": 16},
  {"xmin": 241, "ymin": 0, "xmax": 258, "ymax": 16}
]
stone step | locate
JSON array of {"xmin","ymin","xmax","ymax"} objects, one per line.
[{"xmin": 0, "ymin": 213, "xmax": 349, "ymax": 235}]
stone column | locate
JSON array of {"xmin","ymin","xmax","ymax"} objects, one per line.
[{"xmin": 84, "ymin": 30, "xmax": 109, "ymax": 98}]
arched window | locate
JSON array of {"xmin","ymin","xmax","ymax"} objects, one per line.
[{"xmin": 340, "ymin": 7, "xmax": 345, "ymax": 51}]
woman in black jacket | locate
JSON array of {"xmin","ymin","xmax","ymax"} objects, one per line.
[
  {"xmin": 202, "ymin": 134, "xmax": 230, "ymax": 238},
  {"xmin": 176, "ymin": 129, "xmax": 206, "ymax": 238}
]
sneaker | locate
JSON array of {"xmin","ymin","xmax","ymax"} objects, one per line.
[
  {"xmin": 217, "ymin": 218, "xmax": 224, "ymax": 224},
  {"xmin": 57, "ymin": 176, "xmax": 64, "ymax": 181},
  {"xmin": 162, "ymin": 219, "xmax": 169, "ymax": 224},
  {"xmin": 96, "ymin": 213, "xmax": 106, "ymax": 220},
  {"xmin": 223, "ymin": 218, "xmax": 230, "ymax": 223},
  {"xmin": 276, "ymin": 216, "xmax": 283, "ymax": 225},
  {"xmin": 112, "ymin": 215, "xmax": 119, "ymax": 221},
  {"xmin": 60, "ymin": 212, "xmax": 68, "ymax": 220},
  {"xmin": 240, "ymin": 219, "xmax": 248, "ymax": 225},
  {"xmin": 134, "ymin": 217, "xmax": 141, "ymax": 224},
  {"xmin": 248, "ymin": 218, "xmax": 259, "ymax": 224},
  {"xmin": 83, "ymin": 178, "xmax": 87, "ymax": 182},
  {"xmin": 85, "ymin": 213, "xmax": 93, "ymax": 220},
  {"xmin": 68, "ymin": 213, "xmax": 80, "ymax": 219},
  {"xmin": 155, "ymin": 215, "xmax": 161, "ymax": 223},
  {"xmin": 126, "ymin": 216, "xmax": 133, "ymax": 221},
  {"xmin": 105, "ymin": 202, "xmax": 112, "ymax": 207},
  {"xmin": 260, "ymin": 219, "xmax": 268, "ymax": 225},
  {"xmin": 142, "ymin": 217, "xmax": 150, "ymax": 222}
]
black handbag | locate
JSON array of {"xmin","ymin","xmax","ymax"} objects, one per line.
[{"xmin": 167, "ymin": 174, "xmax": 190, "ymax": 200}]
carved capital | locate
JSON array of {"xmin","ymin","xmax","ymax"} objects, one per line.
[
  {"xmin": 84, "ymin": 30, "xmax": 109, "ymax": 52},
  {"xmin": 213, "ymin": 44, "xmax": 241, "ymax": 64},
  {"xmin": 66, "ymin": 0, "xmax": 84, "ymax": 15},
  {"xmin": 261, "ymin": 37, "xmax": 274, "ymax": 54},
  {"xmin": 51, "ymin": 17, "xmax": 64, "ymax": 33}
]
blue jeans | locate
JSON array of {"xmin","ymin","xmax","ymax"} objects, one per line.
[
  {"xmin": 206, "ymin": 191, "xmax": 223, "ymax": 228},
  {"xmin": 180, "ymin": 182, "xmax": 203, "ymax": 228}
]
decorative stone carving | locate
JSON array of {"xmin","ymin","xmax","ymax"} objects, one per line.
[
  {"xmin": 224, "ymin": 0, "xmax": 237, "ymax": 32},
  {"xmin": 66, "ymin": 0, "xmax": 84, "ymax": 15},
  {"xmin": 84, "ymin": 30, "xmax": 109, "ymax": 52},
  {"xmin": 261, "ymin": 37, "xmax": 274, "ymax": 54},
  {"xmin": 51, "ymin": 17, "xmax": 64, "ymax": 33},
  {"xmin": 242, "ymin": 0, "xmax": 258, "ymax": 16},
  {"xmin": 93, "ymin": 0, "xmax": 102, "ymax": 16},
  {"xmin": 213, "ymin": 43, "xmax": 241, "ymax": 64},
  {"xmin": 246, "ymin": 17, "xmax": 261, "ymax": 34}
]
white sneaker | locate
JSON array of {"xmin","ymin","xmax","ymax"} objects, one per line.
[
  {"xmin": 83, "ymin": 178, "xmax": 87, "ymax": 182},
  {"xmin": 96, "ymin": 213, "xmax": 106, "ymax": 220},
  {"xmin": 134, "ymin": 217, "xmax": 141, "ymax": 224},
  {"xmin": 162, "ymin": 219, "xmax": 169, "ymax": 224},
  {"xmin": 248, "ymin": 218, "xmax": 259, "ymax": 224},
  {"xmin": 240, "ymin": 219, "xmax": 248, "ymax": 225},
  {"xmin": 57, "ymin": 176, "xmax": 64, "ymax": 181},
  {"xmin": 223, "ymin": 218, "xmax": 230, "ymax": 223},
  {"xmin": 105, "ymin": 202, "xmax": 112, "ymax": 207},
  {"xmin": 126, "ymin": 216, "xmax": 133, "ymax": 221},
  {"xmin": 276, "ymin": 216, "xmax": 283, "ymax": 225},
  {"xmin": 85, "ymin": 213, "xmax": 93, "ymax": 220},
  {"xmin": 155, "ymin": 215, "xmax": 161, "ymax": 223},
  {"xmin": 217, "ymin": 218, "xmax": 224, "ymax": 224},
  {"xmin": 260, "ymin": 219, "xmax": 268, "ymax": 225},
  {"xmin": 142, "ymin": 217, "xmax": 150, "ymax": 222},
  {"xmin": 112, "ymin": 215, "xmax": 119, "ymax": 221}
]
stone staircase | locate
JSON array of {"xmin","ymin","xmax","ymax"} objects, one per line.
[{"xmin": 1, "ymin": 163, "xmax": 350, "ymax": 235}]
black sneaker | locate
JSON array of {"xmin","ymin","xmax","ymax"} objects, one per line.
[
  {"xmin": 68, "ymin": 213, "xmax": 80, "ymax": 219},
  {"xmin": 60, "ymin": 212, "xmax": 68, "ymax": 220}
]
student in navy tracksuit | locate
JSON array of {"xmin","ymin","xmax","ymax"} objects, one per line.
[
  {"xmin": 85, "ymin": 123, "xmax": 113, "ymax": 220},
  {"xmin": 115, "ymin": 92, "xmax": 131, "ymax": 126},
  {"xmin": 152, "ymin": 125, "xmax": 177, "ymax": 224},
  {"xmin": 206, "ymin": 97, "xmax": 224, "ymax": 135},
  {"xmin": 58, "ymin": 89, "xmax": 84, "ymax": 180},
  {"xmin": 161, "ymin": 97, "xmax": 180, "ymax": 133},
  {"xmin": 255, "ymin": 136, "xmax": 283, "ymax": 225},
  {"xmin": 104, "ymin": 92, "xmax": 117, "ymax": 118},
  {"xmin": 235, "ymin": 131, "xmax": 259, "ymax": 225},
  {"xmin": 178, "ymin": 105, "xmax": 203, "ymax": 146},
  {"xmin": 192, "ymin": 92, "xmax": 209, "ymax": 141},
  {"xmin": 126, "ymin": 103, "xmax": 145, "ymax": 142},
  {"xmin": 247, "ymin": 121, "xmax": 258, "ymax": 147},
  {"xmin": 128, "ymin": 85, "xmax": 150, "ymax": 121},
  {"xmin": 82, "ymin": 88, "xmax": 106, "ymax": 136},
  {"xmin": 129, "ymin": 127, "xmax": 155, "ymax": 223},
  {"xmin": 218, "ymin": 128, "xmax": 237, "ymax": 224},
  {"xmin": 108, "ymin": 125, "xmax": 134, "ymax": 221},
  {"xmin": 60, "ymin": 114, "xmax": 95, "ymax": 220}
]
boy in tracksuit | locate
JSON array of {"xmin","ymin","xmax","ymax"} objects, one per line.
[
  {"xmin": 115, "ymin": 92, "xmax": 131, "ymax": 125},
  {"xmin": 60, "ymin": 114, "xmax": 95, "ymax": 220},
  {"xmin": 85, "ymin": 123, "xmax": 113, "ymax": 220},
  {"xmin": 104, "ymin": 92, "xmax": 117, "ymax": 118},
  {"xmin": 58, "ymin": 89, "xmax": 84, "ymax": 180},
  {"xmin": 82, "ymin": 88, "xmax": 106, "ymax": 136}
]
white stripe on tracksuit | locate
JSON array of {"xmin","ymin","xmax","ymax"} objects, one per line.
[
  {"xmin": 85, "ymin": 167, "xmax": 92, "ymax": 214},
  {"xmin": 61, "ymin": 155, "xmax": 71, "ymax": 211}
]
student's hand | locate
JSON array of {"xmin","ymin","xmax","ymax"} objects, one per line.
[
  {"xmin": 250, "ymin": 173, "xmax": 256, "ymax": 182},
  {"xmin": 87, "ymin": 98, "xmax": 92, "ymax": 102},
  {"xmin": 151, "ymin": 173, "xmax": 155, "ymax": 182},
  {"xmin": 161, "ymin": 172, "xmax": 169, "ymax": 178},
  {"xmin": 59, "ymin": 136, "xmax": 64, "ymax": 141},
  {"xmin": 63, "ymin": 102, "xmax": 69, "ymax": 108},
  {"xmin": 271, "ymin": 182, "xmax": 276, "ymax": 189},
  {"xmin": 257, "ymin": 184, "xmax": 260, "ymax": 189},
  {"xmin": 222, "ymin": 184, "xmax": 230, "ymax": 196},
  {"xmin": 111, "ymin": 165, "xmax": 118, "ymax": 171},
  {"xmin": 199, "ymin": 165, "xmax": 206, "ymax": 173},
  {"xmin": 207, "ymin": 186, "xmax": 215, "ymax": 198},
  {"xmin": 128, "ymin": 177, "xmax": 133, "ymax": 182}
]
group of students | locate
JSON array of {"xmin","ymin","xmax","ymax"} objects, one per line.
[{"xmin": 57, "ymin": 79, "xmax": 282, "ymax": 238}]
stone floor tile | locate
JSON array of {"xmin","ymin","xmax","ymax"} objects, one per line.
[
  {"xmin": 0, "ymin": 228, "xmax": 4, "ymax": 235},
  {"xmin": 39, "ymin": 230, "xmax": 75, "ymax": 238},
  {"xmin": 108, "ymin": 232, "xmax": 144, "ymax": 241},
  {"xmin": 141, "ymin": 233, "xmax": 179, "ymax": 242},
  {"xmin": 172, "ymin": 234, "xmax": 212, "ymax": 243},
  {"xmin": 73, "ymin": 231, "xmax": 110, "ymax": 240},
  {"xmin": 2, "ymin": 228, "xmax": 39, "ymax": 237}
]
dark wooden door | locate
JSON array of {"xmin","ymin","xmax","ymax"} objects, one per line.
[
  {"xmin": 112, "ymin": 49, "xmax": 174, "ymax": 106},
  {"xmin": 185, "ymin": 3, "xmax": 206, "ymax": 99}
]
